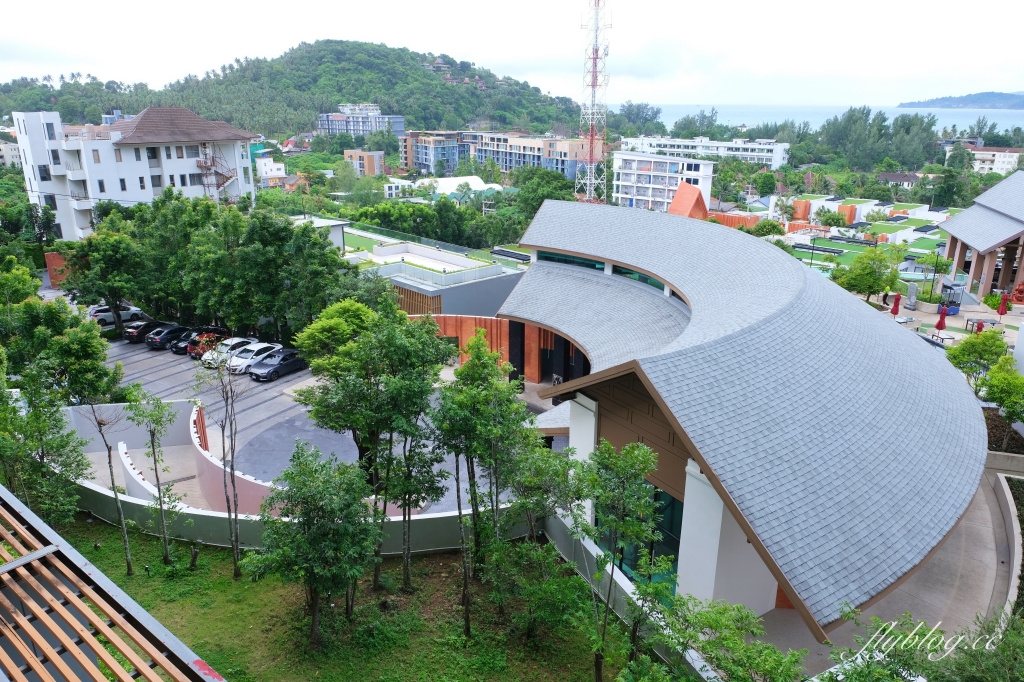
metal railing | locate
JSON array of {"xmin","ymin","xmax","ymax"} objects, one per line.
[
  {"xmin": 61, "ymin": 131, "xmax": 110, "ymax": 141},
  {"xmin": 69, "ymin": 191, "xmax": 90, "ymax": 201},
  {"xmin": 64, "ymin": 160, "xmax": 83, "ymax": 172}
]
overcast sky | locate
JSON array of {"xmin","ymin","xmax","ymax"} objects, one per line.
[{"xmin": 2, "ymin": 0, "xmax": 1022, "ymax": 109}]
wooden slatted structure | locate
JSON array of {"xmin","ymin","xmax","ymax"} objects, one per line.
[{"xmin": 0, "ymin": 486, "xmax": 222, "ymax": 682}]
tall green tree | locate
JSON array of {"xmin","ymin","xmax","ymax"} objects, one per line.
[
  {"xmin": 60, "ymin": 215, "xmax": 145, "ymax": 333},
  {"xmin": 582, "ymin": 440, "xmax": 660, "ymax": 682},
  {"xmin": 947, "ymin": 329, "xmax": 1008, "ymax": 394},
  {"xmin": 243, "ymin": 443, "xmax": 383, "ymax": 647},
  {"xmin": 126, "ymin": 391, "xmax": 179, "ymax": 565},
  {"xmin": 0, "ymin": 255, "xmax": 38, "ymax": 328},
  {"xmin": 283, "ymin": 221, "xmax": 348, "ymax": 330}
]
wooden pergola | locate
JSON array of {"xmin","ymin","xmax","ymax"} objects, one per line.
[{"xmin": 0, "ymin": 486, "xmax": 221, "ymax": 682}]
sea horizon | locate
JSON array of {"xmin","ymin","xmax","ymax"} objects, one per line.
[{"xmin": 627, "ymin": 104, "xmax": 1024, "ymax": 133}]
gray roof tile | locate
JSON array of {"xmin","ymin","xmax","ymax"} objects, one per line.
[{"xmin": 509, "ymin": 200, "xmax": 988, "ymax": 627}]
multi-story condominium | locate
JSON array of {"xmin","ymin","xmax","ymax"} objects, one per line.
[
  {"xmin": 612, "ymin": 150, "xmax": 715, "ymax": 212},
  {"xmin": 316, "ymin": 104, "xmax": 405, "ymax": 138},
  {"xmin": 620, "ymin": 135, "xmax": 789, "ymax": 170},
  {"xmin": 255, "ymin": 153, "xmax": 286, "ymax": 189},
  {"xmin": 0, "ymin": 141, "xmax": 19, "ymax": 168},
  {"xmin": 467, "ymin": 134, "xmax": 596, "ymax": 180},
  {"xmin": 948, "ymin": 144, "xmax": 1022, "ymax": 174},
  {"xmin": 13, "ymin": 107, "xmax": 256, "ymax": 241},
  {"xmin": 344, "ymin": 149, "xmax": 385, "ymax": 177},
  {"xmin": 399, "ymin": 131, "xmax": 473, "ymax": 175}
]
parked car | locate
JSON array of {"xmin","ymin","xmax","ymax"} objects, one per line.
[
  {"xmin": 187, "ymin": 333, "xmax": 226, "ymax": 359},
  {"xmin": 226, "ymin": 342, "xmax": 282, "ymax": 374},
  {"xmin": 171, "ymin": 327, "xmax": 229, "ymax": 355},
  {"xmin": 122, "ymin": 320, "xmax": 166, "ymax": 343},
  {"xmin": 145, "ymin": 325, "xmax": 192, "ymax": 350},
  {"xmin": 90, "ymin": 304, "xmax": 144, "ymax": 326},
  {"xmin": 249, "ymin": 349, "xmax": 308, "ymax": 382},
  {"xmin": 201, "ymin": 337, "xmax": 258, "ymax": 368}
]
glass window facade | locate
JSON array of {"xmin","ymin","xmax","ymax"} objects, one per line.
[
  {"xmin": 612, "ymin": 264, "xmax": 665, "ymax": 290},
  {"xmin": 537, "ymin": 251, "xmax": 604, "ymax": 271},
  {"xmin": 597, "ymin": 485, "xmax": 683, "ymax": 590}
]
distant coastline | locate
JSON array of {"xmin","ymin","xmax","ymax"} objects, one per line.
[{"xmin": 898, "ymin": 91, "xmax": 1024, "ymax": 110}]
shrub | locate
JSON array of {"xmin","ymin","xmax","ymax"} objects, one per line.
[{"xmin": 983, "ymin": 292, "xmax": 1013, "ymax": 311}]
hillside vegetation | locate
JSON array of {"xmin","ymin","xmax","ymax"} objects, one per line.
[
  {"xmin": 0, "ymin": 40, "xmax": 580, "ymax": 136},
  {"xmin": 900, "ymin": 91, "xmax": 1024, "ymax": 110}
]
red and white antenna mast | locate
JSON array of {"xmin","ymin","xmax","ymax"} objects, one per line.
[{"xmin": 576, "ymin": 0, "xmax": 609, "ymax": 203}]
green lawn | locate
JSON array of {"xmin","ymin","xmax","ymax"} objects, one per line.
[
  {"xmin": 497, "ymin": 244, "xmax": 530, "ymax": 254},
  {"xmin": 893, "ymin": 203, "xmax": 925, "ymax": 211},
  {"xmin": 907, "ymin": 238, "xmax": 942, "ymax": 252},
  {"xmin": 841, "ymin": 199, "xmax": 872, "ymax": 205},
  {"xmin": 795, "ymin": 194, "xmax": 827, "ymax": 201},
  {"xmin": 900, "ymin": 218, "xmax": 937, "ymax": 228},
  {"xmin": 59, "ymin": 519, "xmax": 619, "ymax": 682},
  {"xmin": 343, "ymin": 232, "xmax": 384, "ymax": 253},
  {"xmin": 947, "ymin": 208, "xmax": 965, "ymax": 216},
  {"xmin": 868, "ymin": 222, "xmax": 908, "ymax": 235}
]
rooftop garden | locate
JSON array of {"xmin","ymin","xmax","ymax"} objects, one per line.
[
  {"xmin": 893, "ymin": 203, "xmax": 926, "ymax": 211},
  {"xmin": 795, "ymin": 194, "xmax": 827, "ymax": 200},
  {"xmin": 841, "ymin": 199, "xmax": 873, "ymax": 205}
]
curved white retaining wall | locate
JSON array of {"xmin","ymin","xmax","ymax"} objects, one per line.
[
  {"xmin": 996, "ymin": 473, "xmax": 1023, "ymax": 621},
  {"xmin": 189, "ymin": 405, "xmax": 274, "ymax": 516},
  {"xmin": 120, "ymin": 441, "xmax": 157, "ymax": 502}
]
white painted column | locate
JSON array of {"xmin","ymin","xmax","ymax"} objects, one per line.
[
  {"xmin": 676, "ymin": 460, "xmax": 779, "ymax": 615},
  {"xmin": 604, "ymin": 261, "xmax": 613, "ymax": 275},
  {"xmin": 568, "ymin": 394, "xmax": 598, "ymax": 522},
  {"xmin": 676, "ymin": 460, "xmax": 724, "ymax": 600}
]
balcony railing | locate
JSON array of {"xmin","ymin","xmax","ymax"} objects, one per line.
[
  {"xmin": 65, "ymin": 161, "xmax": 83, "ymax": 172},
  {"xmin": 61, "ymin": 131, "xmax": 110, "ymax": 141},
  {"xmin": 69, "ymin": 191, "xmax": 89, "ymax": 201}
]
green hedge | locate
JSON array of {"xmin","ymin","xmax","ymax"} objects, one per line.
[
  {"xmin": 24, "ymin": 243, "xmax": 45, "ymax": 270},
  {"xmin": 983, "ymin": 292, "xmax": 1013, "ymax": 311}
]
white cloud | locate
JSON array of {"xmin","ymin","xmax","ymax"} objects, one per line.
[{"xmin": 2, "ymin": 0, "xmax": 1022, "ymax": 108}]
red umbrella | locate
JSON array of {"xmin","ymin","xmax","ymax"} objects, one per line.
[
  {"xmin": 977, "ymin": 321, "xmax": 985, "ymax": 334},
  {"xmin": 890, "ymin": 292, "xmax": 901, "ymax": 318},
  {"xmin": 998, "ymin": 293, "xmax": 1009, "ymax": 322},
  {"xmin": 935, "ymin": 306, "xmax": 947, "ymax": 332}
]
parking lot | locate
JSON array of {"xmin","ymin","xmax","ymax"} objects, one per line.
[{"xmin": 105, "ymin": 337, "xmax": 358, "ymax": 482}]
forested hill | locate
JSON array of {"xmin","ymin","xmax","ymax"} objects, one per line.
[
  {"xmin": 899, "ymin": 91, "xmax": 1024, "ymax": 110},
  {"xmin": 0, "ymin": 40, "xmax": 580, "ymax": 136}
]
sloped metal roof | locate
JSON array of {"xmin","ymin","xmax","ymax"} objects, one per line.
[
  {"xmin": 944, "ymin": 171, "xmax": 1024, "ymax": 253},
  {"xmin": 504, "ymin": 200, "xmax": 987, "ymax": 628}
]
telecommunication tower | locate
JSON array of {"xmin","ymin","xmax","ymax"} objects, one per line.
[{"xmin": 575, "ymin": 0, "xmax": 609, "ymax": 203}]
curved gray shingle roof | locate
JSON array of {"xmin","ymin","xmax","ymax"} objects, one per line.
[
  {"xmin": 505, "ymin": 201, "xmax": 987, "ymax": 627},
  {"xmin": 500, "ymin": 262, "xmax": 691, "ymax": 371}
]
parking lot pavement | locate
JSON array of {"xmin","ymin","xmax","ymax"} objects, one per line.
[{"xmin": 105, "ymin": 338, "xmax": 318, "ymax": 455}]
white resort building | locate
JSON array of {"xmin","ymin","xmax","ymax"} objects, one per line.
[{"xmin": 12, "ymin": 107, "xmax": 257, "ymax": 241}]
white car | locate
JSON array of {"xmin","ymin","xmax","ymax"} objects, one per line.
[
  {"xmin": 226, "ymin": 342, "xmax": 282, "ymax": 374},
  {"xmin": 89, "ymin": 304, "xmax": 144, "ymax": 325},
  {"xmin": 201, "ymin": 337, "xmax": 258, "ymax": 369}
]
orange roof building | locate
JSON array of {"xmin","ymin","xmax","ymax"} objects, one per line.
[{"xmin": 667, "ymin": 182, "xmax": 708, "ymax": 220}]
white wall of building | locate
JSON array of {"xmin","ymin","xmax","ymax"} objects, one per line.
[
  {"xmin": 621, "ymin": 135, "xmax": 789, "ymax": 170},
  {"xmin": 13, "ymin": 111, "xmax": 254, "ymax": 241},
  {"xmin": 676, "ymin": 460, "xmax": 778, "ymax": 616},
  {"xmin": 613, "ymin": 151, "xmax": 715, "ymax": 213}
]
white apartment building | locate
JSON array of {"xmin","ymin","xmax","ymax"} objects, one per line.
[
  {"xmin": 316, "ymin": 104, "xmax": 405, "ymax": 138},
  {"xmin": 0, "ymin": 142, "xmax": 19, "ymax": 168},
  {"xmin": 613, "ymin": 151, "xmax": 715, "ymax": 212},
  {"xmin": 255, "ymin": 154, "xmax": 286, "ymax": 188},
  {"xmin": 620, "ymin": 135, "xmax": 790, "ymax": 170},
  {"xmin": 13, "ymin": 107, "xmax": 256, "ymax": 241},
  {"xmin": 949, "ymin": 144, "xmax": 1022, "ymax": 174}
]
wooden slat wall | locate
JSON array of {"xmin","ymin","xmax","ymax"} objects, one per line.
[
  {"xmin": 395, "ymin": 285, "xmax": 442, "ymax": 316},
  {"xmin": 582, "ymin": 373, "xmax": 691, "ymax": 502},
  {"xmin": 410, "ymin": 315, "xmax": 511, "ymax": 365}
]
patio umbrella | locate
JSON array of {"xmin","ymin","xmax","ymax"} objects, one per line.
[
  {"xmin": 998, "ymin": 293, "xmax": 1009, "ymax": 322},
  {"xmin": 935, "ymin": 306, "xmax": 947, "ymax": 332},
  {"xmin": 977, "ymin": 321, "xmax": 985, "ymax": 334},
  {"xmin": 890, "ymin": 292, "xmax": 901, "ymax": 318}
]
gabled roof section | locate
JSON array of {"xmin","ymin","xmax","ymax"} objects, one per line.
[
  {"xmin": 111, "ymin": 107, "xmax": 256, "ymax": 145},
  {"xmin": 513, "ymin": 200, "xmax": 987, "ymax": 630},
  {"xmin": 944, "ymin": 172, "xmax": 1024, "ymax": 253},
  {"xmin": 667, "ymin": 182, "xmax": 708, "ymax": 220}
]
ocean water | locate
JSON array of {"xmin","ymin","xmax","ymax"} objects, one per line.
[{"xmin": 639, "ymin": 104, "xmax": 1024, "ymax": 133}]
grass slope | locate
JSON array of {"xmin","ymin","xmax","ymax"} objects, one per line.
[{"xmin": 61, "ymin": 518, "xmax": 616, "ymax": 682}]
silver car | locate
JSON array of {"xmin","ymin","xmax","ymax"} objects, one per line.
[
  {"xmin": 226, "ymin": 342, "xmax": 282, "ymax": 374},
  {"xmin": 201, "ymin": 337, "xmax": 257, "ymax": 368}
]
